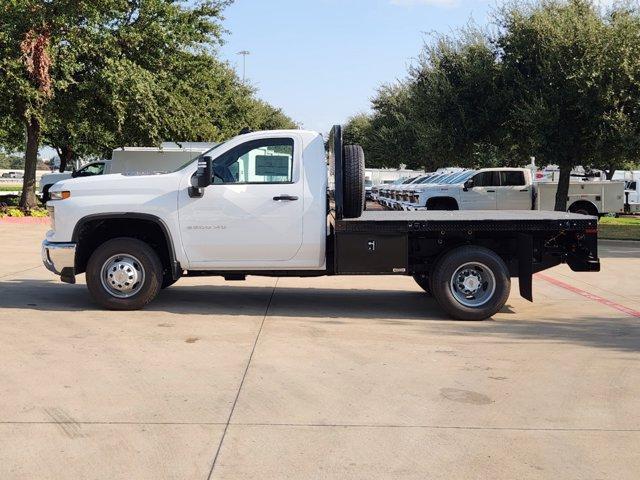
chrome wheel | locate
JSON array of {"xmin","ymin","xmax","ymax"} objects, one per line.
[
  {"xmin": 100, "ymin": 254, "xmax": 145, "ymax": 299},
  {"xmin": 449, "ymin": 262, "xmax": 496, "ymax": 308}
]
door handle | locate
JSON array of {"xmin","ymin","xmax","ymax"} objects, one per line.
[
  {"xmin": 487, "ymin": 190, "xmax": 496, "ymax": 193},
  {"xmin": 519, "ymin": 189, "xmax": 529, "ymax": 192},
  {"xmin": 273, "ymin": 195, "xmax": 299, "ymax": 201}
]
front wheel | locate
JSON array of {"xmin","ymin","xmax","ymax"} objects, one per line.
[
  {"xmin": 431, "ymin": 246, "xmax": 510, "ymax": 321},
  {"xmin": 86, "ymin": 238, "xmax": 163, "ymax": 310}
]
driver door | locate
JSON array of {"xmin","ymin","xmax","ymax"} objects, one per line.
[
  {"xmin": 178, "ymin": 136, "xmax": 304, "ymax": 268},
  {"xmin": 460, "ymin": 171, "xmax": 499, "ymax": 210}
]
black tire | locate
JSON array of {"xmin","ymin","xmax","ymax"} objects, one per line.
[
  {"xmin": 431, "ymin": 246, "xmax": 510, "ymax": 321},
  {"xmin": 342, "ymin": 145, "xmax": 365, "ymax": 218},
  {"xmin": 568, "ymin": 202, "xmax": 598, "ymax": 217},
  {"xmin": 413, "ymin": 273, "xmax": 432, "ymax": 295},
  {"xmin": 86, "ymin": 238, "xmax": 163, "ymax": 310}
]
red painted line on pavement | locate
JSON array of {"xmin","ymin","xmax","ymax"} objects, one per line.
[
  {"xmin": 0, "ymin": 217, "xmax": 49, "ymax": 225},
  {"xmin": 536, "ymin": 273, "xmax": 640, "ymax": 319}
]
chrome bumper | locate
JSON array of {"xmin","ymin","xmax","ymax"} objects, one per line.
[{"xmin": 42, "ymin": 240, "xmax": 77, "ymax": 283}]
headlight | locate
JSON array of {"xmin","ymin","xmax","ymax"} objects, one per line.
[{"xmin": 49, "ymin": 190, "xmax": 71, "ymax": 200}]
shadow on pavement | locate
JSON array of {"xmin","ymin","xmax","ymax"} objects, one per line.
[
  {"xmin": 0, "ymin": 277, "xmax": 447, "ymax": 320},
  {"xmin": 434, "ymin": 317, "xmax": 640, "ymax": 353},
  {"xmin": 1, "ymin": 278, "xmax": 638, "ymax": 352}
]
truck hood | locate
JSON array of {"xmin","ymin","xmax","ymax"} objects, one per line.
[{"xmin": 51, "ymin": 172, "xmax": 183, "ymax": 196}]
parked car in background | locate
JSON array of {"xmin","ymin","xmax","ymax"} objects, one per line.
[
  {"xmin": 378, "ymin": 176, "xmax": 419, "ymax": 208},
  {"xmin": 1, "ymin": 171, "xmax": 23, "ymax": 179},
  {"xmin": 365, "ymin": 179, "xmax": 373, "ymax": 200}
]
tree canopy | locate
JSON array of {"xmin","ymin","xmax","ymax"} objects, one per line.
[
  {"xmin": 345, "ymin": 0, "xmax": 640, "ymax": 210},
  {"xmin": 0, "ymin": 1, "xmax": 296, "ymax": 208}
]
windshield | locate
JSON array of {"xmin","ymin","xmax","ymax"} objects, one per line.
[
  {"xmin": 425, "ymin": 174, "xmax": 445, "ymax": 184},
  {"xmin": 452, "ymin": 170, "xmax": 475, "ymax": 184},
  {"xmin": 171, "ymin": 142, "xmax": 226, "ymax": 172},
  {"xmin": 416, "ymin": 175, "xmax": 436, "ymax": 184},
  {"xmin": 443, "ymin": 171, "xmax": 473, "ymax": 184}
]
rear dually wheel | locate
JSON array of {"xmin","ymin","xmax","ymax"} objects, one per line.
[{"xmin": 430, "ymin": 246, "xmax": 510, "ymax": 321}]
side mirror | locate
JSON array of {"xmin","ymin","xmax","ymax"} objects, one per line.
[
  {"xmin": 463, "ymin": 179, "xmax": 474, "ymax": 192},
  {"xmin": 189, "ymin": 156, "xmax": 213, "ymax": 197}
]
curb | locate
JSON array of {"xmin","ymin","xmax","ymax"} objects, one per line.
[{"xmin": 0, "ymin": 217, "xmax": 50, "ymax": 225}]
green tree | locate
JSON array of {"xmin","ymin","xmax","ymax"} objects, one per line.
[
  {"xmin": 0, "ymin": 1, "xmax": 233, "ymax": 207},
  {"xmin": 343, "ymin": 113, "xmax": 373, "ymax": 147},
  {"xmin": 498, "ymin": 0, "xmax": 640, "ymax": 210},
  {"xmin": 40, "ymin": 2, "xmax": 294, "ymax": 173},
  {"xmin": 348, "ymin": 29, "xmax": 510, "ymax": 172},
  {"xmin": 408, "ymin": 28, "xmax": 511, "ymax": 171},
  {"xmin": 347, "ymin": 83, "xmax": 423, "ymax": 169}
]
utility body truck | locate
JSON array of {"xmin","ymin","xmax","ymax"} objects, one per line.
[
  {"xmin": 39, "ymin": 145, "xmax": 214, "ymax": 201},
  {"xmin": 393, "ymin": 168, "xmax": 624, "ymax": 216},
  {"xmin": 42, "ymin": 126, "xmax": 600, "ymax": 320}
]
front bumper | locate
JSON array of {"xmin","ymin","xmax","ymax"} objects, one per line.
[{"xmin": 42, "ymin": 240, "xmax": 77, "ymax": 283}]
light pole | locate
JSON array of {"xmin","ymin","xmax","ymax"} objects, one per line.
[{"xmin": 237, "ymin": 50, "xmax": 250, "ymax": 82}]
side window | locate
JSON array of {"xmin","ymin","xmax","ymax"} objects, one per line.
[
  {"xmin": 78, "ymin": 163, "xmax": 104, "ymax": 176},
  {"xmin": 473, "ymin": 171, "xmax": 499, "ymax": 187},
  {"xmin": 213, "ymin": 138, "xmax": 294, "ymax": 184},
  {"xmin": 500, "ymin": 171, "xmax": 526, "ymax": 186}
]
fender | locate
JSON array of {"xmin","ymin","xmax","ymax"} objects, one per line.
[
  {"xmin": 72, "ymin": 212, "xmax": 181, "ymax": 279},
  {"xmin": 568, "ymin": 199, "xmax": 599, "ymax": 216}
]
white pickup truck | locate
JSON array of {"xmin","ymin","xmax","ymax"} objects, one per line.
[
  {"xmin": 42, "ymin": 126, "xmax": 601, "ymax": 320},
  {"xmin": 401, "ymin": 167, "xmax": 625, "ymax": 216}
]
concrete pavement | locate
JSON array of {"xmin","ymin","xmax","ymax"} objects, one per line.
[{"xmin": 0, "ymin": 223, "xmax": 639, "ymax": 479}]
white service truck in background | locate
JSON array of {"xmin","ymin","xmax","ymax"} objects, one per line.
[
  {"xmin": 39, "ymin": 145, "xmax": 215, "ymax": 201},
  {"xmin": 402, "ymin": 167, "xmax": 625, "ymax": 216},
  {"xmin": 613, "ymin": 170, "xmax": 640, "ymax": 213}
]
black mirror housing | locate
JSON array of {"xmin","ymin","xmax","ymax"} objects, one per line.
[
  {"xmin": 189, "ymin": 156, "xmax": 213, "ymax": 197},
  {"xmin": 194, "ymin": 156, "xmax": 213, "ymax": 188},
  {"xmin": 463, "ymin": 179, "xmax": 474, "ymax": 191}
]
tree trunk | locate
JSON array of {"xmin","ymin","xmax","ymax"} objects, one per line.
[
  {"xmin": 19, "ymin": 116, "xmax": 41, "ymax": 209},
  {"xmin": 59, "ymin": 144, "xmax": 73, "ymax": 173},
  {"xmin": 554, "ymin": 163, "xmax": 571, "ymax": 212},
  {"xmin": 605, "ymin": 165, "xmax": 615, "ymax": 180}
]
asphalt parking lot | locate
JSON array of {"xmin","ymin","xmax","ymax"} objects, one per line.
[{"xmin": 1, "ymin": 223, "xmax": 639, "ymax": 479}]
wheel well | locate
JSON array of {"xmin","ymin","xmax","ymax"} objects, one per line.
[
  {"xmin": 568, "ymin": 200, "xmax": 598, "ymax": 216},
  {"xmin": 426, "ymin": 197, "xmax": 459, "ymax": 210},
  {"xmin": 73, "ymin": 216, "xmax": 175, "ymax": 276}
]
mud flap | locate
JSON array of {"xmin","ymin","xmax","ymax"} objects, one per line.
[{"xmin": 517, "ymin": 234, "xmax": 533, "ymax": 302}]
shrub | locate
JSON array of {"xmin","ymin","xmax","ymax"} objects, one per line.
[
  {"xmin": 28, "ymin": 208, "xmax": 49, "ymax": 218},
  {"xmin": 6, "ymin": 207, "xmax": 25, "ymax": 217}
]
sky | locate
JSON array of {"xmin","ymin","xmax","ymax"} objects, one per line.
[{"xmin": 219, "ymin": 0, "xmax": 496, "ymax": 134}]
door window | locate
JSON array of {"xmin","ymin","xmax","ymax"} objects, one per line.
[
  {"xmin": 213, "ymin": 138, "xmax": 294, "ymax": 184},
  {"xmin": 76, "ymin": 163, "xmax": 105, "ymax": 176},
  {"xmin": 473, "ymin": 171, "xmax": 499, "ymax": 187},
  {"xmin": 500, "ymin": 171, "xmax": 526, "ymax": 186}
]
